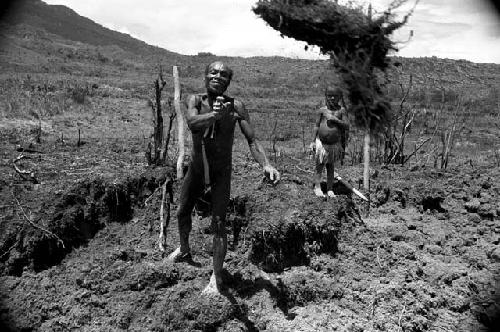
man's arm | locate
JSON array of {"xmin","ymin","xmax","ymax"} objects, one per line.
[
  {"xmin": 235, "ymin": 100, "xmax": 280, "ymax": 182},
  {"xmin": 184, "ymin": 94, "xmax": 221, "ymax": 132}
]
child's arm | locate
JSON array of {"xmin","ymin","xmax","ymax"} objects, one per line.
[{"xmin": 312, "ymin": 110, "xmax": 323, "ymax": 141}]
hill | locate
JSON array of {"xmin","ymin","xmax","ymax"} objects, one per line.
[
  {"xmin": 0, "ymin": 0, "xmax": 498, "ymax": 104},
  {"xmin": 1, "ymin": 0, "xmax": 177, "ymax": 56}
]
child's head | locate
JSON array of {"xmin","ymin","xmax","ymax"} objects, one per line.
[{"xmin": 325, "ymin": 87, "xmax": 343, "ymax": 108}]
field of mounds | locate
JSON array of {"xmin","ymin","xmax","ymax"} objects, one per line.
[
  {"xmin": 0, "ymin": 68, "xmax": 498, "ymax": 331},
  {"xmin": 1, "ymin": 98, "xmax": 499, "ymax": 332}
]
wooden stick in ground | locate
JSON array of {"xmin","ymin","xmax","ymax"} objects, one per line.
[
  {"xmin": 158, "ymin": 179, "xmax": 173, "ymax": 252},
  {"xmin": 173, "ymin": 66, "xmax": 184, "ymax": 180},
  {"xmin": 363, "ymin": 130, "xmax": 370, "ymax": 192},
  {"xmin": 363, "ymin": 130, "xmax": 371, "ymax": 214}
]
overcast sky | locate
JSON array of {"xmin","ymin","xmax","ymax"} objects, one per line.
[{"xmin": 43, "ymin": 0, "xmax": 500, "ymax": 63}]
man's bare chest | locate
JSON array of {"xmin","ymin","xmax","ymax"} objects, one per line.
[{"xmin": 198, "ymin": 101, "xmax": 237, "ymax": 136}]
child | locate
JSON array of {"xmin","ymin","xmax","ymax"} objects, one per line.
[{"xmin": 311, "ymin": 87, "xmax": 349, "ymax": 198}]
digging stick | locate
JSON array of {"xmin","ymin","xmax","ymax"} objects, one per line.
[
  {"xmin": 158, "ymin": 179, "xmax": 173, "ymax": 252},
  {"xmin": 158, "ymin": 180, "xmax": 168, "ymax": 251},
  {"xmin": 335, "ymin": 172, "xmax": 368, "ymax": 201}
]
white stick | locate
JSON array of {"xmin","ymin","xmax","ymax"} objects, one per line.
[
  {"xmin": 158, "ymin": 180, "xmax": 168, "ymax": 252},
  {"xmin": 174, "ymin": 66, "xmax": 184, "ymax": 180}
]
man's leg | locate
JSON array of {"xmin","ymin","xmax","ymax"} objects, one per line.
[
  {"xmin": 203, "ymin": 165, "xmax": 231, "ymax": 295},
  {"xmin": 168, "ymin": 165, "xmax": 203, "ymax": 261}
]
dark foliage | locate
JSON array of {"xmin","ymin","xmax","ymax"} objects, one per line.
[
  {"xmin": 253, "ymin": 0, "xmax": 414, "ymax": 132},
  {"xmin": 253, "ymin": 0, "xmax": 407, "ymax": 70}
]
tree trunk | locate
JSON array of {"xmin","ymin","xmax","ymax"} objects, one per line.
[{"xmin": 173, "ymin": 66, "xmax": 184, "ymax": 180}]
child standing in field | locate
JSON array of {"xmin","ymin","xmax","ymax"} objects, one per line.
[{"xmin": 311, "ymin": 87, "xmax": 349, "ymax": 198}]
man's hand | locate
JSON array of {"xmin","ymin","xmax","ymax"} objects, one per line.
[
  {"xmin": 263, "ymin": 165, "xmax": 280, "ymax": 184},
  {"xmin": 213, "ymin": 100, "xmax": 231, "ymax": 113},
  {"xmin": 212, "ymin": 102, "xmax": 232, "ymax": 121},
  {"xmin": 212, "ymin": 110, "xmax": 223, "ymax": 121}
]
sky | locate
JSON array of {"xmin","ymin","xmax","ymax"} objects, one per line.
[{"xmin": 43, "ymin": 0, "xmax": 500, "ymax": 63}]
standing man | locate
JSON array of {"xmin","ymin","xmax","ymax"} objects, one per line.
[
  {"xmin": 168, "ymin": 61, "xmax": 280, "ymax": 296},
  {"xmin": 311, "ymin": 87, "xmax": 349, "ymax": 198}
]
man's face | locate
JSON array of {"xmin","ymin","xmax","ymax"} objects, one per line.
[{"xmin": 205, "ymin": 62, "xmax": 232, "ymax": 95}]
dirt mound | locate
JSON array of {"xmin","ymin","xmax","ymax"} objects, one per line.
[
  {"xmin": 0, "ymin": 167, "xmax": 172, "ymax": 276},
  {"xmin": 192, "ymin": 178, "xmax": 362, "ymax": 273},
  {"xmin": 2, "ymin": 158, "xmax": 499, "ymax": 331},
  {"xmin": 247, "ymin": 190, "xmax": 358, "ymax": 272}
]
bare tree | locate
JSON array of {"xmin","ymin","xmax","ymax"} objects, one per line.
[
  {"xmin": 146, "ymin": 66, "xmax": 167, "ymax": 166},
  {"xmin": 145, "ymin": 66, "xmax": 178, "ymax": 167}
]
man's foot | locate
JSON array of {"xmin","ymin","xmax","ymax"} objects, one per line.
[
  {"xmin": 314, "ymin": 186, "xmax": 325, "ymax": 197},
  {"xmin": 201, "ymin": 273, "xmax": 223, "ymax": 297},
  {"xmin": 327, "ymin": 190, "xmax": 336, "ymax": 198},
  {"xmin": 166, "ymin": 247, "xmax": 193, "ymax": 263}
]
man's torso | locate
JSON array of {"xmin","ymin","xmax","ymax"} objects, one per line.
[{"xmin": 190, "ymin": 94, "xmax": 238, "ymax": 169}]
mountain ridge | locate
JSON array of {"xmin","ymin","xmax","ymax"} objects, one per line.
[
  {"xmin": 1, "ymin": 0, "xmax": 177, "ymax": 57},
  {"xmin": 0, "ymin": 0, "xmax": 498, "ymax": 102}
]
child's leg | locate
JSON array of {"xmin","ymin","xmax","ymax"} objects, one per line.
[
  {"xmin": 327, "ymin": 144, "xmax": 340, "ymax": 198},
  {"xmin": 314, "ymin": 158, "xmax": 325, "ymax": 197},
  {"xmin": 326, "ymin": 161, "xmax": 336, "ymax": 198}
]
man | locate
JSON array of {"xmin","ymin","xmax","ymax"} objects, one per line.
[
  {"xmin": 168, "ymin": 61, "xmax": 280, "ymax": 296},
  {"xmin": 311, "ymin": 87, "xmax": 349, "ymax": 198}
]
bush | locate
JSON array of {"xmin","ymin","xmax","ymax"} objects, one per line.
[{"xmin": 69, "ymin": 85, "xmax": 88, "ymax": 104}]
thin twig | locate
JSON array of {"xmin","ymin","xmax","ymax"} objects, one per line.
[
  {"xmin": 12, "ymin": 194, "xmax": 65, "ymax": 248},
  {"xmin": 398, "ymin": 300, "xmax": 406, "ymax": 329},
  {"xmin": 295, "ymin": 165, "xmax": 314, "ymax": 174},
  {"xmin": 376, "ymin": 245, "xmax": 383, "ymax": 269},
  {"xmin": 370, "ymin": 295, "xmax": 378, "ymax": 318},
  {"xmin": 144, "ymin": 185, "xmax": 162, "ymax": 207},
  {"xmin": 0, "ymin": 240, "xmax": 19, "ymax": 259},
  {"xmin": 403, "ymin": 137, "xmax": 431, "ymax": 164},
  {"xmin": 287, "ymin": 155, "xmax": 303, "ymax": 163}
]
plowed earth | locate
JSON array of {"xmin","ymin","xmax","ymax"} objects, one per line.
[{"xmin": 1, "ymin": 103, "xmax": 499, "ymax": 332}]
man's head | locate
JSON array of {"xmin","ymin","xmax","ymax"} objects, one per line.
[
  {"xmin": 325, "ymin": 86, "xmax": 343, "ymax": 109},
  {"xmin": 205, "ymin": 61, "xmax": 233, "ymax": 95}
]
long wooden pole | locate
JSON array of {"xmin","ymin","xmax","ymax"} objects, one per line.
[
  {"xmin": 363, "ymin": 130, "xmax": 370, "ymax": 192},
  {"xmin": 363, "ymin": 3, "xmax": 372, "ymax": 211},
  {"xmin": 363, "ymin": 129, "xmax": 371, "ymax": 213},
  {"xmin": 173, "ymin": 66, "xmax": 184, "ymax": 180}
]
